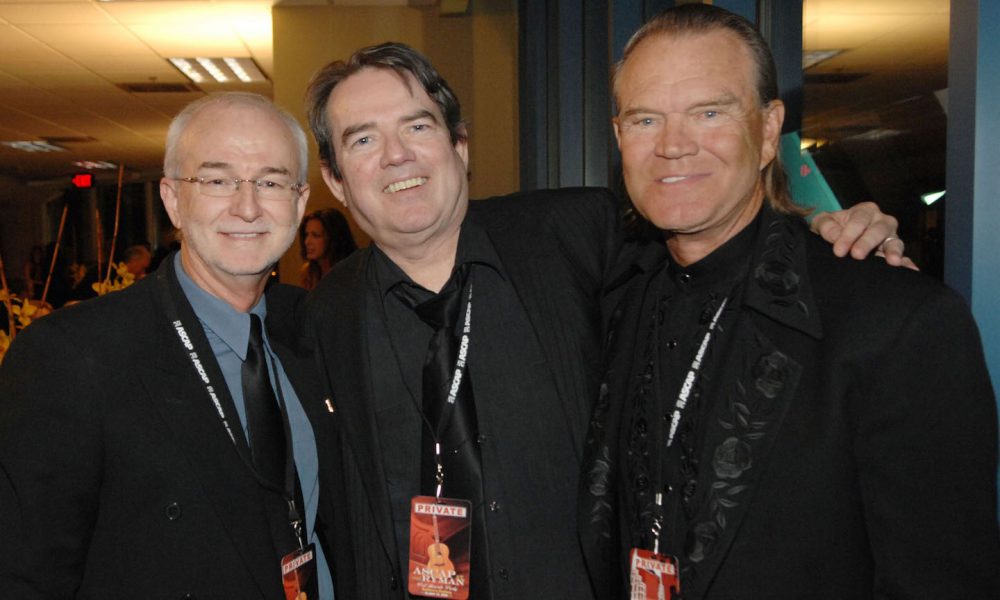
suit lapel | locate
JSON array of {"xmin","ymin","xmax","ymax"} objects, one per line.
[
  {"xmin": 312, "ymin": 250, "xmax": 399, "ymax": 567},
  {"xmin": 139, "ymin": 261, "xmax": 280, "ymax": 599},
  {"xmin": 681, "ymin": 212, "xmax": 821, "ymax": 598}
]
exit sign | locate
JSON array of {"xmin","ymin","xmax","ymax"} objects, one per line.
[{"xmin": 71, "ymin": 173, "xmax": 93, "ymax": 188}]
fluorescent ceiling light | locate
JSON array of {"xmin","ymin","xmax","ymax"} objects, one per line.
[
  {"xmin": 921, "ymin": 190, "xmax": 945, "ymax": 206},
  {"xmin": 196, "ymin": 57, "xmax": 228, "ymax": 83},
  {"xmin": 169, "ymin": 57, "xmax": 267, "ymax": 84},
  {"xmin": 2, "ymin": 141, "xmax": 65, "ymax": 153},
  {"xmin": 799, "ymin": 137, "xmax": 828, "ymax": 151},
  {"xmin": 73, "ymin": 160, "xmax": 118, "ymax": 170},
  {"xmin": 803, "ymin": 49, "xmax": 843, "ymax": 70},
  {"xmin": 169, "ymin": 58, "xmax": 204, "ymax": 83}
]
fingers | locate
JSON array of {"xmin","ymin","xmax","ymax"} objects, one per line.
[
  {"xmin": 811, "ymin": 203, "xmax": 917, "ymax": 268},
  {"xmin": 845, "ymin": 202, "xmax": 898, "ymax": 259},
  {"xmin": 810, "ymin": 212, "xmax": 847, "ymax": 257},
  {"xmin": 877, "ymin": 239, "xmax": 921, "ymax": 271}
]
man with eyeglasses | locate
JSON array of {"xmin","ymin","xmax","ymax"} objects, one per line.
[{"xmin": 0, "ymin": 92, "xmax": 337, "ymax": 599}]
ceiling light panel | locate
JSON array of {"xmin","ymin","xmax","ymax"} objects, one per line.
[
  {"xmin": 170, "ymin": 57, "xmax": 268, "ymax": 84},
  {"xmin": 2, "ymin": 141, "xmax": 65, "ymax": 153}
]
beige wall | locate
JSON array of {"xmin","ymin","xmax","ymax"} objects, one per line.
[{"xmin": 271, "ymin": 1, "xmax": 519, "ymax": 284}]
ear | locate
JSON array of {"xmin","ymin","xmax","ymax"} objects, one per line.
[
  {"xmin": 612, "ymin": 117, "xmax": 623, "ymax": 150},
  {"xmin": 454, "ymin": 123, "xmax": 470, "ymax": 170},
  {"xmin": 295, "ymin": 183, "xmax": 310, "ymax": 224},
  {"xmin": 759, "ymin": 99, "xmax": 785, "ymax": 169},
  {"xmin": 320, "ymin": 165, "xmax": 347, "ymax": 207},
  {"xmin": 159, "ymin": 178, "xmax": 183, "ymax": 229}
]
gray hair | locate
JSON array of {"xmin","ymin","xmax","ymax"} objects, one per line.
[{"xmin": 163, "ymin": 92, "xmax": 309, "ymax": 183}]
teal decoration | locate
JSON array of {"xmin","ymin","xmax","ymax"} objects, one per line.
[{"xmin": 780, "ymin": 131, "xmax": 842, "ymax": 218}]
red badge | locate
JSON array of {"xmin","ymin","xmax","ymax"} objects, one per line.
[
  {"xmin": 408, "ymin": 495, "xmax": 472, "ymax": 599},
  {"xmin": 629, "ymin": 548, "xmax": 680, "ymax": 600},
  {"xmin": 281, "ymin": 543, "xmax": 318, "ymax": 600}
]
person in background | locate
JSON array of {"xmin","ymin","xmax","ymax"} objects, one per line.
[
  {"xmin": 121, "ymin": 244, "xmax": 153, "ymax": 279},
  {"xmin": 299, "ymin": 207, "xmax": 357, "ymax": 291}
]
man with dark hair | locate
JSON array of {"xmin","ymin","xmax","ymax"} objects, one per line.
[
  {"xmin": 0, "ymin": 93, "xmax": 337, "ymax": 599},
  {"xmin": 303, "ymin": 41, "xmax": 906, "ymax": 600},
  {"xmin": 579, "ymin": 5, "xmax": 999, "ymax": 599},
  {"xmin": 304, "ymin": 43, "xmax": 615, "ymax": 600}
]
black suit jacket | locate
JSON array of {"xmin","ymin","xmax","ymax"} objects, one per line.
[
  {"xmin": 0, "ymin": 256, "xmax": 339, "ymax": 599},
  {"xmin": 579, "ymin": 208, "xmax": 1000, "ymax": 599},
  {"xmin": 305, "ymin": 188, "xmax": 620, "ymax": 599}
]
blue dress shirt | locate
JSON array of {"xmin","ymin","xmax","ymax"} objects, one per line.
[{"xmin": 175, "ymin": 255, "xmax": 333, "ymax": 599}]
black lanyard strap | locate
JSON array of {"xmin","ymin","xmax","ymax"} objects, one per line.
[{"xmin": 164, "ymin": 284, "xmax": 304, "ymax": 547}]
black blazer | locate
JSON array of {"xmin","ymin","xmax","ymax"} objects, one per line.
[
  {"xmin": 0, "ymin": 256, "xmax": 339, "ymax": 599},
  {"xmin": 579, "ymin": 209, "xmax": 1000, "ymax": 599},
  {"xmin": 305, "ymin": 188, "xmax": 620, "ymax": 599}
]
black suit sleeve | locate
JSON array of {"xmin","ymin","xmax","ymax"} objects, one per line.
[
  {"xmin": 853, "ymin": 287, "xmax": 1000, "ymax": 598},
  {"xmin": 0, "ymin": 319, "xmax": 104, "ymax": 597}
]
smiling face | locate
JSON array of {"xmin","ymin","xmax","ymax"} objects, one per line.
[
  {"xmin": 320, "ymin": 67, "xmax": 469, "ymax": 260},
  {"xmin": 615, "ymin": 29, "xmax": 783, "ymax": 264},
  {"xmin": 303, "ymin": 217, "xmax": 329, "ymax": 261},
  {"xmin": 160, "ymin": 102, "xmax": 309, "ymax": 299}
]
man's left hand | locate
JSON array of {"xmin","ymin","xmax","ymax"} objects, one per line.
[{"xmin": 810, "ymin": 202, "xmax": 919, "ymax": 270}]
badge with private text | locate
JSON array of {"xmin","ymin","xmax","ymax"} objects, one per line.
[
  {"xmin": 629, "ymin": 548, "xmax": 680, "ymax": 600},
  {"xmin": 281, "ymin": 543, "xmax": 318, "ymax": 600},
  {"xmin": 408, "ymin": 495, "xmax": 472, "ymax": 599}
]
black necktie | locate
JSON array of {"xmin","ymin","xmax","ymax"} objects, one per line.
[
  {"xmin": 400, "ymin": 265, "xmax": 492, "ymax": 598},
  {"xmin": 242, "ymin": 314, "xmax": 286, "ymax": 488},
  {"xmin": 405, "ymin": 265, "xmax": 483, "ymax": 498}
]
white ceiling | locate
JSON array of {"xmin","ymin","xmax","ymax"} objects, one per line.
[
  {"xmin": 0, "ymin": 0, "xmax": 949, "ymax": 184},
  {"xmin": 0, "ymin": 0, "xmax": 281, "ymax": 182}
]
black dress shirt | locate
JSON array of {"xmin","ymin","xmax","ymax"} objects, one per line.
[
  {"xmin": 621, "ymin": 211, "xmax": 760, "ymax": 559},
  {"xmin": 364, "ymin": 218, "xmax": 588, "ymax": 599}
]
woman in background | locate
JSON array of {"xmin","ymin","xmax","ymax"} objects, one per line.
[{"xmin": 299, "ymin": 208, "xmax": 357, "ymax": 291}]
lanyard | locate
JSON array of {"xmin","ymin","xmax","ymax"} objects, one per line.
[
  {"xmin": 434, "ymin": 286, "xmax": 472, "ymax": 497},
  {"xmin": 650, "ymin": 292, "xmax": 729, "ymax": 553},
  {"xmin": 664, "ymin": 297, "xmax": 728, "ymax": 449},
  {"xmin": 374, "ymin": 263, "xmax": 473, "ymax": 499},
  {"xmin": 163, "ymin": 280, "xmax": 306, "ymax": 548}
]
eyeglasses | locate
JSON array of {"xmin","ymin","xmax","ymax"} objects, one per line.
[{"xmin": 172, "ymin": 176, "xmax": 304, "ymax": 199}]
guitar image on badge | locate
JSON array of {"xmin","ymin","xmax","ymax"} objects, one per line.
[{"xmin": 426, "ymin": 513, "xmax": 456, "ymax": 578}]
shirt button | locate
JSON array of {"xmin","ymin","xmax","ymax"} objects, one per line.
[
  {"xmin": 666, "ymin": 340, "xmax": 678, "ymax": 349},
  {"xmin": 489, "ymin": 500, "xmax": 501, "ymax": 512},
  {"xmin": 165, "ymin": 502, "xmax": 182, "ymax": 521},
  {"xmin": 679, "ymin": 273, "xmax": 692, "ymax": 284},
  {"xmin": 390, "ymin": 575, "xmax": 399, "ymax": 590},
  {"xmin": 477, "ymin": 434, "xmax": 488, "ymax": 443},
  {"xmin": 498, "ymin": 568, "xmax": 510, "ymax": 580}
]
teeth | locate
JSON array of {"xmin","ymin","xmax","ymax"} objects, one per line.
[
  {"xmin": 661, "ymin": 176, "xmax": 688, "ymax": 184},
  {"xmin": 384, "ymin": 177, "xmax": 427, "ymax": 193},
  {"xmin": 228, "ymin": 233, "xmax": 261, "ymax": 238}
]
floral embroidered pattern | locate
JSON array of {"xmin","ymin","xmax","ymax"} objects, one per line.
[
  {"xmin": 754, "ymin": 218, "xmax": 809, "ymax": 316},
  {"xmin": 685, "ymin": 346, "xmax": 791, "ymax": 565}
]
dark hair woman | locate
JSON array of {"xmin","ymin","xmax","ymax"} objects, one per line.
[{"xmin": 298, "ymin": 208, "xmax": 357, "ymax": 291}]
